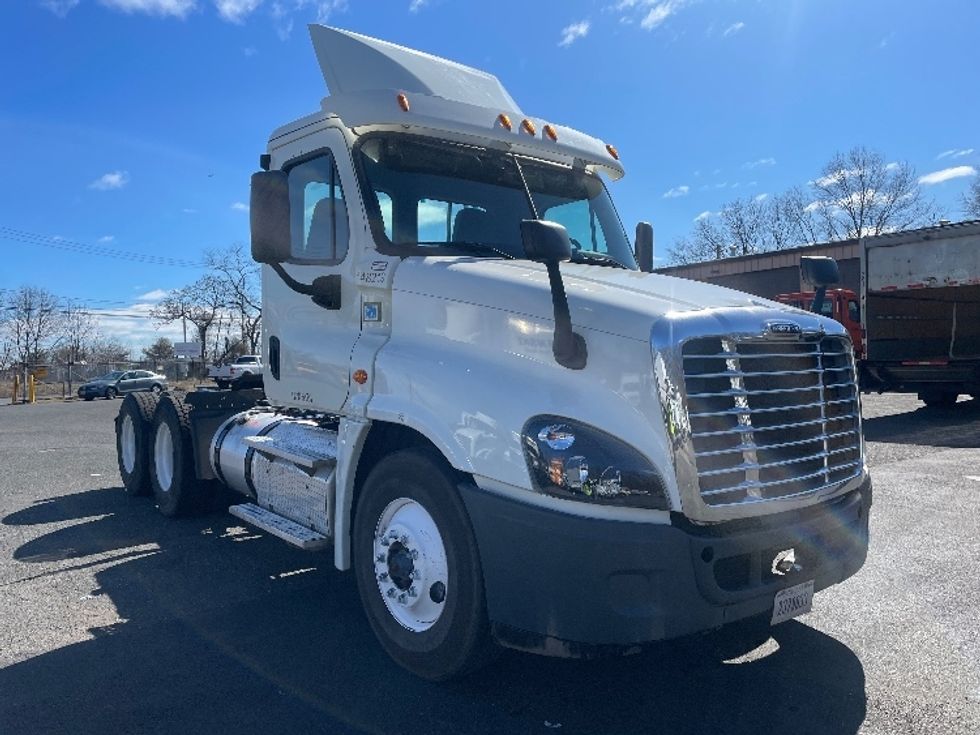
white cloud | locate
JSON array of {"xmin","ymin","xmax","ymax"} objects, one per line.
[
  {"xmin": 918, "ymin": 166, "xmax": 977, "ymax": 186},
  {"xmin": 182, "ymin": 208, "xmax": 198, "ymax": 214},
  {"xmin": 409, "ymin": 0, "xmax": 427, "ymax": 11},
  {"xmin": 41, "ymin": 0, "xmax": 80, "ymax": 17},
  {"xmin": 641, "ymin": 1, "xmax": 683, "ymax": 30},
  {"xmin": 136, "ymin": 288, "xmax": 168, "ymax": 302},
  {"xmin": 744, "ymin": 157, "xmax": 776, "ymax": 169},
  {"xmin": 214, "ymin": 0, "xmax": 262, "ymax": 23},
  {"xmin": 937, "ymin": 148, "xmax": 975, "ymax": 160},
  {"xmin": 559, "ymin": 20, "xmax": 591, "ymax": 47},
  {"xmin": 754, "ymin": 193, "xmax": 768, "ymax": 202},
  {"xmin": 98, "ymin": 235, "xmax": 115, "ymax": 243},
  {"xmin": 804, "ymin": 200, "xmax": 822, "ymax": 213},
  {"xmin": 884, "ymin": 161, "xmax": 899, "ymax": 171},
  {"xmin": 89, "ymin": 170, "xmax": 130, "ymax": 191},
  {"xmin": 98, "ymin": 0, "xmax": 197, "ymax": 18},
  {"xmin": 693, "ymin": 210, "xmax": 713, "ymax": 222},
  {"xmin": 663, "ymin": 185, "xmax": 690, "ymax": 198},
  {"xmin": 723, "ymin": 21, "xmax": 745, "ymax": 37},
  {"xmin": 814, "ymin": 167, "xmax": 860, "ymax": 188},
  {"xmin": 243, "ymin": 46, "xmax": 257, "ymax": 56},
  {"xmin": 231, "ymin": 201, "xmax": 249, "ymax": 211},
  {"xmin": 271, "ymin": 0, "xmax": 345, "ymax": 39}
]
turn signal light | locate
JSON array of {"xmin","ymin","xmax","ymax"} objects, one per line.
[
  {"xmin": 543, "ymin": 124, "xmax": 558, "ymax": 142},
  {"xmin": 497, "ymin": 113, "xmax": 513, "ymax": 131},
  {"xmin": 520, "ymin": 118, "xmax": 536, "ymax": 136},
  {"xmin": 606, "ymin": 143, "xmax": 619, "ymax": 160},
  {"xmin": 396, "ymin": 93, "xmax": 410, "ymax": 112}
]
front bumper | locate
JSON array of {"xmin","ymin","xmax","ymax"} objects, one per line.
[{"xmin": 460, "ymin": 478, "xmax": 871, "ymax": 654}]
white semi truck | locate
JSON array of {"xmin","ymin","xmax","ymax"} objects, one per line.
[{"xmin": 114, "ymin": 26, "xmax": 871, "ymax": 680}]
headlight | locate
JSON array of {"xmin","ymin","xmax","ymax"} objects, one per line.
[{"xmin": 522, "ymin": 416, "xmax": 669, "ymax": 510}]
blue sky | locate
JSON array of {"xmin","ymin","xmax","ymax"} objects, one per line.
[{"xmin": 2, "ymin": 0, "xmax": 978, "ymax": 346}]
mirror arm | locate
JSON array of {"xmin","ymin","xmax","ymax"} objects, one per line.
[
  {"xmin": 270, "ymin": 264, "xmax": 341, "ymax": 310},
  {"xmin": 544, "ymin": 261, "xmax": 588, "ymax": 370}
]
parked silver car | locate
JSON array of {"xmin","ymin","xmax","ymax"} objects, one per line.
[{"xmin": 77, "ymin": 370, "xmax": 167, "ymax": 401}]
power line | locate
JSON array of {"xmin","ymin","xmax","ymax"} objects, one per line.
[{"xmin": 0, "ymin": 227, "xmax": 207, "ymax": 268}]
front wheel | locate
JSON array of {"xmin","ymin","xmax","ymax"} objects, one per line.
[
  {"xmin": 105, "ymin": 387, "xmax": 117, "ymax": 399},
  {"xmin": 353, "ymin": 449, "xmax": 495, "ymax": 681}
]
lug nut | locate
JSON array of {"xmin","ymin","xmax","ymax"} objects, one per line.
[
  {"xmin": 410, "ymin": 570, "xmax": 421, "ymax": 580},
  {"xmin": 386, "ymin": 587, "xmax": 396, "ymax": 598},
  {"xmin": 378, "ymin": 572, "xmax": 388, "ymax": 581},
  {"xmin": 397, "ymin": 593, "xmax": 407, "ymax": 604},
  {"xmin": 376, "ymin": 554, "xmax": 386, "ymax": 563},
  {"xmin": 411, "ymin": 549, "xmax": 419, "ymax": 560},
  {"xmin": 399, "ymin": 535, "xmax": 409, "ymax": 545},
  {"xmin": 380, "ymin": 536, "xmax": 390, "ymax": 547},
  {"xmin": 408, "ymin": 586, "xmax": 418, "ymax": 598}
]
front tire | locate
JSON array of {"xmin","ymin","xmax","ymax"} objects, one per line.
[
  {"xmin": 116, "ymin": 392, "xmax": 160, "ymax": 497},
  {"xmin": 105, "ymin": 387, "xmax": 117, "ymax": 400},
  {"xmin": 353, "ymin": 449, "xmax": 494, "ymax": 681},
  {"xmin": 150, "ymin": 393, "xmax": 210, "ymax": 517}
]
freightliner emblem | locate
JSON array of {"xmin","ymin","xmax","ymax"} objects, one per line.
[{"xmin": 764, "ymin": 320, "xmax": 803, "ymax": 337}]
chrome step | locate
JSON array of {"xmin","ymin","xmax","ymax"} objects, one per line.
[
  {"xmin": 244, "ymin": 430, "xmax": 337, "ymax": 470},
  {"xmin": 229, "ymin": 503, "xmax": 329, "ymax": 550}
]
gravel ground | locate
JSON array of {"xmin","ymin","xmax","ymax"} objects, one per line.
[{"xmin": 0, "ymin": 394, "xmax": 978, "ymax": 734}]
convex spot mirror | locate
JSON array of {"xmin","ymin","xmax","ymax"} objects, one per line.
[
  {"xmin": 250, "ymin": 170, "xmax": 291, "ymax": 265},
  {"xmin": 800, "ymin": 256, "xmax": 840, "ymax": 288},
  {"xmin": 520, "ymin": 219, "xmax": 572, "ymax": 263}
]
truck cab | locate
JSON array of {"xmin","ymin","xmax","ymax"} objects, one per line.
[{"xmin": 115, "ymin": 25, "xmax": 872, "ymax": 681}]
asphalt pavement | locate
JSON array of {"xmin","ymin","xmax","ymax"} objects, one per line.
[{"xmin": 0, "ymin": 394, "xmax": 978, "ymax": 734}]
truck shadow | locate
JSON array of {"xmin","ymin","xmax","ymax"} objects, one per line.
[
  {"xmin": 862, "ymin": 397, "xmax": 980, "ymax": 448},
  {"xmin": 2, "ymin": 488, "xmax": 866, "ymax": 735}
]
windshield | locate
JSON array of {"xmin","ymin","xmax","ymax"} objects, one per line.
[
  {"xmin": 99, "ymin": 371, "xmax": 125, "ymax": 381},
  {"xmin": 356, "ymin": 135, "xmax": 636, "ymax": 269}
]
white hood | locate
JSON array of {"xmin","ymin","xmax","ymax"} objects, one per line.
[{"xmin": 392, "ymin": 257, "xmax": 774, "ymax": 341}]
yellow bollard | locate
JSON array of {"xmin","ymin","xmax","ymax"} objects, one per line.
[{"xmin": 28, "ymin": 374, "xmax": 36, "ymax": 404}]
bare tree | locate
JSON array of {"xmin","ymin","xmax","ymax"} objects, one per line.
[
  {"xmin": 206, "ymin": 245, "xmax": 262, "ymax": 355},
  {"xmin": 87, "ymin": 335, "xmax": 131, "ymax": 364},
  {"xmin": 54, "ymin": 301, "xmax": 97, "ymax": 395},
  {"xmin": 772, "ymin": 186, "xmax": 825, "ymax": 246},
  {"xmin": 3, "ymin": 286, "xmax": 61, "ymax": 366},
  {"xmin": 812, "ymin": 147, "xmax": 941, "ymax": 239},
  {"xmin": 151, "ymin": 275, "xmax": 226, "ymax": 365},
  {"xmin": 963, "ymin": 178, "xmax": 980, "ymax": 219}
]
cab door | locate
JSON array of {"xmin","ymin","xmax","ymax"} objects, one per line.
[{"xmin": 262, "ymin": 127, "xmax": 363, "ymax": 413}]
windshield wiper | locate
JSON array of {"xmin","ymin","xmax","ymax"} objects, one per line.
[
  {"xmin": 417, "ymin": 241, "xmax": 517, "ymax": 260},
  {"xmin": 569, "ymin": 250, "xmax": 629, "ymax": 269}
]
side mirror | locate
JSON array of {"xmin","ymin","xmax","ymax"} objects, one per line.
[
  {"xmin": 800, "ymin": 256, "xmax": 840, "ymax": 316},
  {"xmin": 520, "ymin": 219, "xmax": 572, "ymax": 262},
  {"xmin": 800, "ymin": 256, "xmax": 840, "ymax": 288},
  {"xmin": 250, "ymin": 170, "xmax": 291, "ymax": 264},
  {"xmin": 519, "ymin": 219, "xmax": 586, "ymax": 370},
  {"xmin": 634, "ymin": 222, "xmax": 654, "ymax": 273}
]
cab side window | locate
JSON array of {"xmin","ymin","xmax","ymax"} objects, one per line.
[
  {"xmin": 848, "ymin": 300, "xmax": 860, "ymax": 323},
  {"xmin": 288, "ymin": 152, "xmax": 349, "ymax": 263}
]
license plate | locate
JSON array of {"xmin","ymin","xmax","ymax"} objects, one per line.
[{"xmin": 771, "ymin": 580, "xmax": 814, "ymax": 625}]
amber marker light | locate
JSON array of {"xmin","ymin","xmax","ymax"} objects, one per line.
[
  {"xmin": 353, "ymin": 369, "xmax": 368, "ymax": 385},
  {"xmin": 543, "ymin": 124, "xmax": 558, "ymax": 142},
  {"xmin": 497, "ymin": 113, "xmax": 513, "ymax": 131},
  {"xmin": 520, "ymin": 118, "xmax": 537, "ymax": 136},
  {"xmin": 396, "ymin": 93, "xmax": 410, "ymax": 112},
  {"xmin": 606, "ymin": 143, "xmax": 620, "ymax": 160}
]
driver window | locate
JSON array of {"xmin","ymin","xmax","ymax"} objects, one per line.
[
  {"xmin": 288, "ymin": 151, "xmax": 349, "ymax": 263},
  {"xmin": 541, "ymin": 199, "xmax": 608, "ymax": 254}
]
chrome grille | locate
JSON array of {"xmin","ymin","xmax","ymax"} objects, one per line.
[{"xmin": 681, "ymin": 335, "xmax": 862, "ymax": 506}]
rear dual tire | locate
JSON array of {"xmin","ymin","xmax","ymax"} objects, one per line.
[
  {"xmin": 149, "ymin": 393, "xmax": 212, "ymax": 517},
  {"xmin": 116, "ymin": 392, "xmax": 160, "ymax": 496}
]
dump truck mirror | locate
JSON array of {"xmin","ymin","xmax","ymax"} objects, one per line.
[
  {"xmin": 250, "ymin": 170, "xmax": 291, "ymax": 264},
  {"xmin": 635, "ymin": 221, "xmax": 654, "ymax": 273},
  {"xmin": 800, "ymin": 256, "xmax": 840, "ymax": 288}
]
